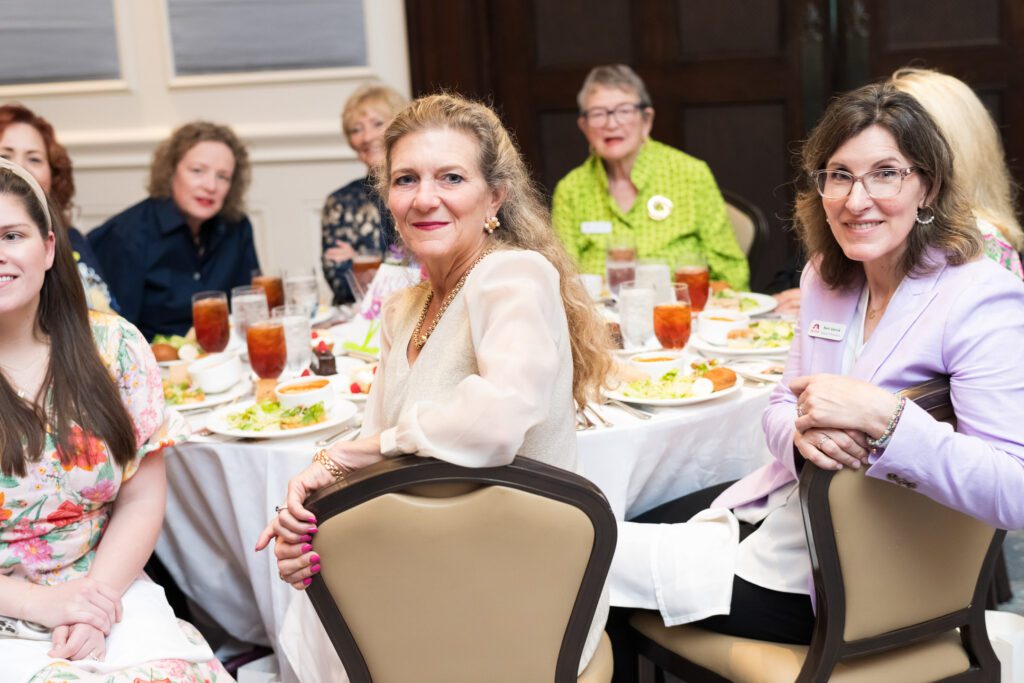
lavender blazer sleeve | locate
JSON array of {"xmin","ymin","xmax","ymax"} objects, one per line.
[{"xmin": 714, "ymin": 249, "xmax": 1024, "ymax": 530}]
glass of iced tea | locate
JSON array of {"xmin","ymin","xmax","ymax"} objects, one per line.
[
  {"xmin": 191, "ymin": 291, "xmax": 230, "ymax": 353},
  {"xmin": 231, "ymin": 285, "xmax": 270, "ymax": 340},
  {"xmin": 251, "ymin": 271, "xmax": 285, "ymax": 311},
  {"xmin": 246, "ymin": 320, "xmax": 287, "ymax": 380},
  {"xmin": 605, "ymin": 239, "xmax": 636, "ymax": 298},
  {"xmin": 653, "ymin": 283, "xmax": 692, "ymax": 350},
  {"xmin": 674, "ymin": 253, "xmax": 709, "ymax": 312},
  {"xmin": 352, "ymin": 249, "xmax": 383, "ymax": 289}
]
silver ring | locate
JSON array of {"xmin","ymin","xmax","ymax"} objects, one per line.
[
  {"xmin": 816, "ymin": 434, "xmax": 831, "ymax": 449},
  {"xmin": 796, "ymin": 404, "xmax": 804, "ymax": 417},
  {"xmin": 86, "ymin": 651, "xmax": 100, "ymax": 661},
  {"xmin": 274, "ymin": 505, "xmax": 286, "ymax": 513}
]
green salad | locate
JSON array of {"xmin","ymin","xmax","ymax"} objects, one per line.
[
  {"xmin": 727, "ymin": 320, "xmax": 795, "ymax": 349},
  {"xmin": 712, "ymin": 288, "xmax": 760, "ymax": 312},
  {"xmin": 622, "ymin": 369, "xmax": 712, "ymax": 400},
  {"xmin": 225, "ymin": 401, "xmax": 326, "ymax": 431}
]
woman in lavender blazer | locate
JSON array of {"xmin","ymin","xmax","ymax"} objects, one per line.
[{"xmin": 607, "ymin": 82, "xmax": 1024, "ymax": 680}]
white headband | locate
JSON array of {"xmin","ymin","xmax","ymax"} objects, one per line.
[{"xmin": 0, "ymin": 156, "xmax": 53, "ymax": 231}]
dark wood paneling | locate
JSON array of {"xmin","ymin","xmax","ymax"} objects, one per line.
[
  {"xmin": 877, "ymin": 0, "xmax": 1001, "ymax": 50},
  {"xmin": 533, "ymin": 0, "xmax": 632, "ymax": 67},
  {"xmin": 675, "ymin": 0, "xmax": 783, "ymax": 58}
]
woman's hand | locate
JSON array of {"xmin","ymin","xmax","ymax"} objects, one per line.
[
  {"xmin": 23, "ymin": 578, "xmax": 122, "ymax": 634},
  {"xmin": 324, "ymin": 241, "xmax": 357, "ymax": 264},
  {"xmin": 254, "ymin": 461, "xmax": 335, "ymax": 554},
  {"xmin": 790, "ymin": 374, "xmax": 897, "ymax": 438},
  {"xmin": 772, "ymin": 288, "xmax": 801, "ymax": 317},
  {"xmin": 794, "ymin": 427, "xmax": 870, "ymax": 471},
  {"xmin": 49, "ymin": 623, "xmax": 106, "ymax": 661}
]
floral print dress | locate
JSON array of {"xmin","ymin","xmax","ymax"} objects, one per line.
[{"xmin": 0, "ymin": 311, "xmax": 231, "ymax": 682}]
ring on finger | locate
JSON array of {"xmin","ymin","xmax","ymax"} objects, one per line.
[
  {"xmin": 796, "ymin": 403, "xmax": 804, "ymax": 417},
  {"xmin": 816, "ymin": 434, "xmax": 832, "ymax": 449},
  {"xmin": 87, "ymin": 651, "xmax": 100, "ymax": 661},
  {"xmin": 274, "ymin": 504, "xmax": 287, "ymax": 513}
]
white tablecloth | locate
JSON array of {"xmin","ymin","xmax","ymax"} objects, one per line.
[{"xmin": 156, "ymin": 384, "xmax": 773, "ymax": 682}]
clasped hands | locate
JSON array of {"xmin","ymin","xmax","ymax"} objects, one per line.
[
  {"xmin": 789, "ymin": 374, "xmax": 899, "ymax": 471},
  {"xmin": 23, "ymin": 577, "xmax": 122, "ymax": 662}
]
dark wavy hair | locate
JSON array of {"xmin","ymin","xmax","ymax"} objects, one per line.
[
  {"xmin": 0, "ymin": 168, "xmax": 134, "ymax": 477},
  {"xmin": 0, "ymin": 104, "xmax": 75, "ymax": 219},
  {"xmin": 147, "ymin": 121, "xmax": 250, "ymax": 222},
  {"xmin": 794, "ymin": 82, "xmax": 980, "ymax": 289}
]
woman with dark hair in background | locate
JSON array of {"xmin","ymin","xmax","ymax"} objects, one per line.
[
  {"xmin": 0, "ymin": 104, "xmax": 116, "ymax": 312},
  {"xmin": 89, "ymin": 121, "xmax": 260, "ymax": 339}
]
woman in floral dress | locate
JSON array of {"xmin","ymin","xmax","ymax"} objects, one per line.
[{"xmin": 0, "ymin": 160, "xmax": 230, "ymax": 681}]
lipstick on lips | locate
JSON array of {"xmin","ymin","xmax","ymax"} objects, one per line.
[{"xmin": 411, "ymin": 221, "xmax": 448, "ymax": 231}]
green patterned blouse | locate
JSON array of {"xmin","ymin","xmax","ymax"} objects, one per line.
[{"xmin": 552, "ymin": 139, "xmax": 749, "ymax": 290}]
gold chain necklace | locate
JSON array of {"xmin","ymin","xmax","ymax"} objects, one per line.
[
  {"xmin": 0, "ymin": 344, "xmax": 49, "ymax": 399},
  {"xmin": 412, "ymin": 248, "xmax": 495, "ymax": 350}
]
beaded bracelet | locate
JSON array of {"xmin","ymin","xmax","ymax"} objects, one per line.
[
  {"xmin": 867, "ymin": 395, "xmax": 907, "ymax": 453},
  {"xmin": 313, "ymin": 448, "xmax": 347, "ymax": 481}
]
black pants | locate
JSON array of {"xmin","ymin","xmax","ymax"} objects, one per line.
[{"xmin": 608, "ymin": 482, "xmax": 815, "ymax": 682}]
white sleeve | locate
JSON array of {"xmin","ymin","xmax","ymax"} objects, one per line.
[{"xmin": 379, "ymin": 251, "xmax": 567, "ymax": 467}]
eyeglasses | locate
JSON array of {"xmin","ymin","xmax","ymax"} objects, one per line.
[
  {"xmin": 580, "ymin": 103, "xmax": 648, "ymax": 127},
  {"xmin": 812, "ymin": 167, "xmax": 917, "ymax": 200}
]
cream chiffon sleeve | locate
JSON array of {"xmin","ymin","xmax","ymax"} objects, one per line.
[{"xmin": 366, "ymin": 250, "xmax": 569, "ymax": 467}]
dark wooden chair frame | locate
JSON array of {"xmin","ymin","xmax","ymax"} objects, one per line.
[
  {"xmin": 633, "ymin": 380, "xmax": 1005, "ymax": 682},
  {"xmin": 721, "ymin": 189, "xmax": 770, "ymax": 258},
  {"xmin": 303, "ymin": 454, "xmax": 617, "ymax": 683}
]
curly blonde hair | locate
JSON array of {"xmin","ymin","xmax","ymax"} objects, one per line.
[
  {"xmin": 378, "ymin": 94, "xmax": 612, "ymax": 405},
  {"xmin": 890, "ymin": 67, "xmax": 1023, "ymax": 251},
  {"xmin": 794, "ymin": 82, "xmax": 980, "ymax": 289},
  {"xmin": 147, "ymin": 121, "xmax": 250, "ymax": 222}
]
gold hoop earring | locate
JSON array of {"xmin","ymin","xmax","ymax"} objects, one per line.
[{"xmin": 483, "ymin": 216, "xmax": 500, "ymax": 234}]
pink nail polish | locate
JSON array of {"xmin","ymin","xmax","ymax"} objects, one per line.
[
  {"xmin": 311, "ymin": 564, "xmax": 321, "ymax": 574},
  {"xmin": 307, "ymin": 516, "xmax": 317, "ymax": 523},
  {"xmin": 307, "ymin": 526, "xmax": 318, "ymax": 534},
  {"xmin": 309, "ymin": 554, "xmax": 320, "ymax": 564},
  {"xmin": 303, "ymin": 577, "xmax": 312, "ymax": 586},
  {"xmin": 301, "ymin": 544, "xmax": 313, "ymax": 553},
  {"xmin": 299, "ymin": 534, "xmax": 311, "ymax": 542}
]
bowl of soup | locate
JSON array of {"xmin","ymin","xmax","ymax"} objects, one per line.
[
  {"xmin": 627, "ymin": 351, "xmax": 686, "ymax": 381},
  {"xmin": 275, "ymin": 376, "xmax": 335, "ymax": 410},
  {"xmin": 697, "ymin": 310, "xmax": 750, "ymax": 346},
  {"xmin": 187, "ymin": 352, "xmax": 242, "ymax": 393}
]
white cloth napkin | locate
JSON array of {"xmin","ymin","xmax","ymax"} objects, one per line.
[
  {"xmin": 0, "ymin": 579, "xmax": 213, "ymax": 683},
  {"xmin": 609, "ymin": 508, "xmax": 739, "ymax": 627}
]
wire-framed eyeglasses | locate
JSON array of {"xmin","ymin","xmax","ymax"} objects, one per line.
[
  {"xmin": 812, "ymin": 167, "xmax": 917, "ymax": 199},
  {"xmin": 579, "ymin": 103, "xmax": 648, "ymax": 127}
]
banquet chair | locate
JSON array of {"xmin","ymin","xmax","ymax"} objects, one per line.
[
  {"xmin": 303, "ymin": 454, "xmax": 616, "ymax": 683},
  {"xmin": 629, "ymin": 379, "xmax": 1004, "ymax": 682},
  {"xmin": 722, "ymin": 190, "xmax": 770, "ymax": 257}
]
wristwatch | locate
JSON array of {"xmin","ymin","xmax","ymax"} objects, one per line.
[{"xmin": 0, "ymin": 615, "xmax": 51, "ymax": 640}]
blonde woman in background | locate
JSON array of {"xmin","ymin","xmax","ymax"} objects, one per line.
[{"xmin": 890, "ymin": 67, "xmax": 1023, "ymax": 277}]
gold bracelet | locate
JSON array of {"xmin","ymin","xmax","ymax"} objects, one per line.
[{"xmin": 313, "ymin": 448, "xmax": 347, "ymax": 481}]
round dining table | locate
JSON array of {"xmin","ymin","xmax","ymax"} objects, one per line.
[{"xmin": 155, "ymin": 348, "xmax": 775, "ymax": 682}]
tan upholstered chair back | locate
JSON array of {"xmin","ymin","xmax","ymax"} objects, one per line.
[
  {"xmin": 305, "ymin": 456, "xmax": 616, "ymax": 683},
  {"xmin": 825, "ymin": 467, "xmax": 995, "ymax": 641},
  {"xmin": 721, "ymin": 191, "xmax": 769, "ymax": 257}
]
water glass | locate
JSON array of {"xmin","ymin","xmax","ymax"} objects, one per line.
[
  {"xmin": 284, "ymin": 269, "xmax": 320, "ymax": 319},
  {"xmin": 635, "ymin": 259, "xmax": 672, "ymax": 304},
  {"xmin": 273, "ymin": 305, "xmax": 312, "ymax": 374},
  {"xmin": 231, "ymin": 285, "xmax": 269, "ymax": 341},
  {"xmin": 606, "ymin": 240, "xmax": 637, "ymax": 299},
  {"xmin": 618, "ymin": 281, "xmax": 656, "ymax": 349}
]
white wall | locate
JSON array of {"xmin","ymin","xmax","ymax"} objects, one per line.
[{"xmin": 0, "ymin": 0, "xmax": 410, "ymax": 284}]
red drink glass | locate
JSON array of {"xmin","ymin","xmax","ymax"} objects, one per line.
[
  {"xmin": 653, "ymin": 283, "xmax": 692, "ymax": 349},
  {"xmin": 246, "ymin": 321, "xmax": 287, "ymax": 380},
  {"xmin": 675, "ymin": 266, "xmax": 709, "ymax": 312},
  {"xmin": 251, "ymin": 274, "xmax": 285, "ymax": 311},
  {"xmin": 352, "ymin": 251, "xmax": 383, "ymax": 288},
  {"xmin": 191, "ymin": 291, "xmax": 230, "ymax": 353}
]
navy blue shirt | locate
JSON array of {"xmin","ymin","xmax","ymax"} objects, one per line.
[{"xmin": 88, "ymin": 197, "xmax": 260, "ymax": 339}]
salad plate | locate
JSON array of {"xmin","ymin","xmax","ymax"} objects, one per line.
[
  {"xmin": 691, "ymin": 319, "xmax": 794, "ymax": 357},
  {"xmin": 605, "ymin": 375, "xmax": 744, "ymax": 407},
  {"xmin": 704, "ymin": 290, "xmax": 777, "ymax": 317},
  {"xmin": 726, "ymin": 359, "xmax": 787, "ymax": 384},
  {"xmin": 205, "ymin": 399, "xmax": 357, "ymax": 439},
  {"xmin": 168, "ymin": 379, "xmax": 251, "ymax": 412}
]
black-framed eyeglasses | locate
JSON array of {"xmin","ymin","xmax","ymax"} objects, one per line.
[
  {"xmin": 812, "ymin": 167, "xmax": 917, "ymax": 199},
  {"xmin": 579, "ymin": 103, "xmax": 648, "ymax": 127}
]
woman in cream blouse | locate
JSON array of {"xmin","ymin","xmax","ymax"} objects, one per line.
[{"xmin": 256, "ymin": 94, "xmax": 612, "ymax": 676}]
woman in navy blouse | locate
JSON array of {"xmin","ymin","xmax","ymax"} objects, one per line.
[
  {"xmin": 0, "ymin": 104, "xmax": 117, "ymax": 313},
  {"xmin": 89, "ymin": 121, "xmax": 260, "ymax": 339}
]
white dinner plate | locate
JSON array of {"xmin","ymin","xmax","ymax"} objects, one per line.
[
  {"xmin": 704, "ymin": 291, "xmax": 778, "ymax": 317},
  {"xmin": 170, "ymin": 380, "xmax": 251, "ymax": 412},
  {"xmin": 205, "ymin": 399, "xmax": 358, "ymax": 439},
  {"xmin": 605, "ymin": 376, "xmax": 744, "ymax": 407},
  {"xmin": 726, "ymin": 359, "xmax": 787, "ymax": 384},
  {"xmin": 691, "ymin": 334, "xmax": 791, "ymax": 358}
]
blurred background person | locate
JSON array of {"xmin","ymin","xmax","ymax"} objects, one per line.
[
  {"xmin": 0, "ymin": 104, "xmax": 116, "ymax": 313},
  {"xmin": 258, "ymin": 93, "xmax": 612, "ymax": 681},
  {"xmin": 890, "ymin": 67, "xmax": 1023, "ymax": 277},
  {"xmin": 89, "ymin": 121, "xmax": 259, "ymax": 340},
  {"xmin": 321, "ymin": 83, "xmax": 408, "ymax": 303},
  {"xmin": 553, "ymin": 64, "xmax": 749, "ymax": 290}
]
